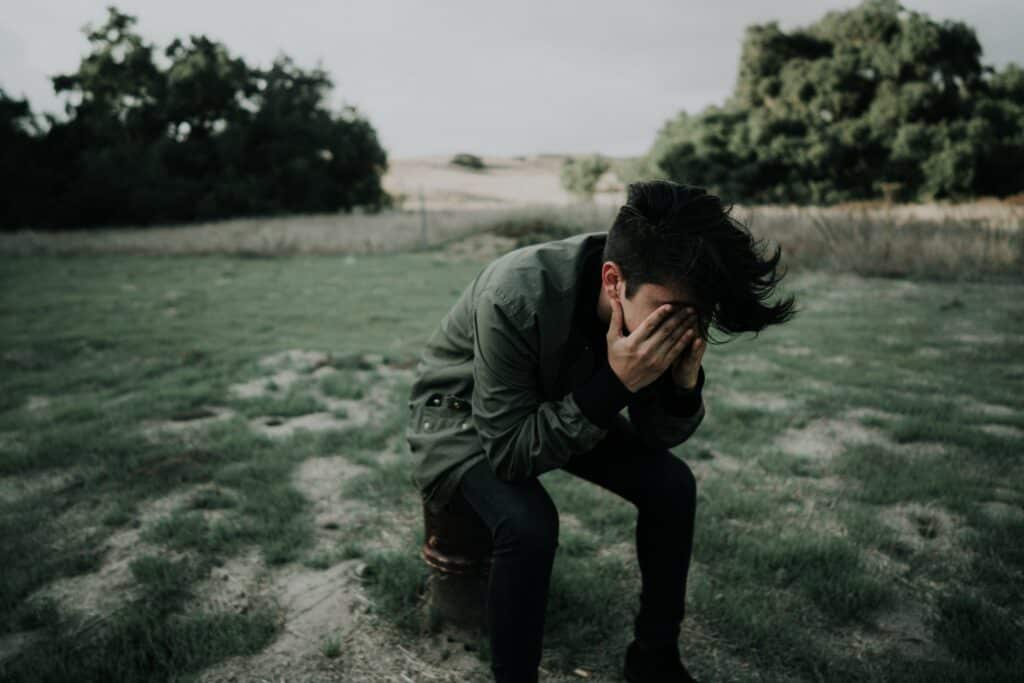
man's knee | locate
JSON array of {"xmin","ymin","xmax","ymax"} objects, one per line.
[
  {"xmin": 492, "ymin": 495, "xmax": 559, "ymax": 554},
  {"xmin": 676, "ymin": 456, "xmax": 697, "ymax": 502},
  {"xmin": 644, "ymin": 452, "xmax": 697, "ymax": 515}
]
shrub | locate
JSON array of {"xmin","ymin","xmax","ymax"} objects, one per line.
[{"xmin": 450, "ymin": 153, "xmax": 485, "ymax": 170}]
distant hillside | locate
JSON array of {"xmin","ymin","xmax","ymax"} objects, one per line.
[{"xmin": 381, "ymin": 154, "xmax": 630, "ymax": 211}]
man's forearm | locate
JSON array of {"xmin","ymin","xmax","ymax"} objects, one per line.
[
  {"xmin": 572, "ymin": 360, "xmax": 705, "ymax": 427},
  {"xmin": 571, "ymin": 360, "xmax": 634, "ymax": 428},
  {"xmin": 659, "ymin": 365, "xmax": 705, "ymax": 417}
]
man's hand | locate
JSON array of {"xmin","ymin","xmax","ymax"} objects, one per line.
[
  {"xmin": 607, "ymin": 298, "xmax": 698, "ymax": 393},
  {"xmin": 669, "ymin": 316, "xmax": 706, "ymax": 390}
]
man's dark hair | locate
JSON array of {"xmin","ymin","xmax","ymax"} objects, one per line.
[{"xmin": 603, "ymin": 180, "xmax": 798, "ymax": 344}]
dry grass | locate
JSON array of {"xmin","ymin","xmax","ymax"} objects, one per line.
[
  {"xmin": 1, "ymin": 154, "xmax": 1021, "ymax": 280},
  {"xmin": 735, "ymin": 203, "xmax": 1023, "ymax": 280},
  {"xmin": 3, "ymin": 200, "xmax": 1020, "ymax": 282},
  {"xmin": 745, "ymin": 198, "xmax": 1023, "ymax": 230},
  {"xmin": 0, "ymin": 203, "xmax": 618, "ymax": 257}
]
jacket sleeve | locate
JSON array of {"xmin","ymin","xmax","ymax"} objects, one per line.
[
  {"xmin": 627, "ymin": 365, "xmax": 706, "ymax": 451},
  {"xmin": 470, "ymin": 288, "xmax": 611, "ymax": 481}
]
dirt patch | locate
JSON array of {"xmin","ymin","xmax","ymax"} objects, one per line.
[
  {"xmin": 596, "ymin": 540, "xmax": 634, "ymax": 565},
  {"xmin": 229, "ymin": 369, "xmax": 304, "ymax": 399},
  {"xmin": 294, "ymin": 456, "xmax": 373, "ymax": 554},
  {"xmin": 704, "ymin": 449, "xmax": 744, "ymax": 473},
  {"xmin": 897, "ymin": 441, "xmax": 955, "ymax": 457},
  {"xmin": 185, "ymin": 546, "xmax": 269, "ymax": 616},
  {"xmin": 688, "ymin": 446, "xmax": 745, "ymax": 481},
  {"xmin": 0, "ymin": 630, "xmax": 45, "ymax": 669},
  {"xmin": 964, "ymin": 401, "xmax": 1018, "ymax": 419},
  {"xmin": 718, "ymin": 353, "xmax": 782, "ymax": 378},
  {"xmin": 952, "ymin": 333, "xmax": 1007, "ymax": 345},
  {"xmin": 795, "ymin": 377, "xmax": 837, "ymax": 394},
  {"xmin": 977, "ymin": 500, "xmax": 1024, "ymax": 523},
  {"xmin": 0, "ymin": 467, "xmax": 85, "ymax": 506},
  {"xmin": 237, "ymin": 350, "xmax": 415, "ymax": 439},
  {"xmin": 990, "ymin": 486, "xmax": 1024, "ymax": 504},
  {"xmin": 709, "ymin": 386, "xmax": 797, "ymax": 413},
  {"xmin": 248, "ymin": 411, "xmax": 355, "ymax": 439},
  {"xmin": 24, "ymin": 395, "xmax": 51, "ymax": 412},
  {"xmin": 844, "ymin": 407, "xmax": 900, "ymax": 423},
  {"xmin": 24, "ymin": 487, "xmax": 199, "ymax": 622},
  {"xmin": 869, "ymin": 599, "xmax": 947, "ymax": 660},
  {"xmin": 806, "ymin": 474, "xmax": 849, "ymax": 494},
  {"xmin": 779, "ymin": 493, "xmax": 848, "ymax": 538},
  {"xmin": 139, "ymin": 405, "xmax": 238, "ymax": 442},
  {"xmin": 197, "ymin": 560, "xmax": 365, "ymax": 683},
  {"xmin": 879, "ymin": 334, "xmax": 912, "ymax": 347},
  {"xmin": 559, "ymin": 511, "xmax": 603, "ymax": 552},
  {"xmin": 195, "ymin": 454, "xmax": 388, "ymax": 682},
  {"xmin": 336, "ymin": 616, "xmax": 494, "ymax": 682},
  {"xmin": 228, "ymin": 349, "xmax": 332, "ymax": 399},
  {"xmin": 259, "ymin": 349, "xmax": 333, "ymax": 371},
  {"xmin": 774, "ymin": 416, "xmax": 889, "ymax": 461},
  {"xmin": 876, "ymin": 503, "xmax": 967, "ymax": 559},
  {"xmin": 824, "ymin": 596, "xmax": 950, "ymax": 666},
  {"xmin": 976, "ymin": 423, "xmax": 1024, "ymax": 439},
  {"xmin": 559, "ymin": 511, "xmax": 585, "ymax": 534}
]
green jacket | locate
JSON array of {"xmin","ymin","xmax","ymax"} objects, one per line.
[{"xmin": 405, "ymin": 230, "xmax": 706, "ymax": 514}]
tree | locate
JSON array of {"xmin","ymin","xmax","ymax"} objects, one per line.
[
  {"xmin": 0, "ymin": 4, "xmax": 390, "ymax": 230},
  {"xmin": 650, "ymin": 0, "xmax": 1024, "ymax": 203}
]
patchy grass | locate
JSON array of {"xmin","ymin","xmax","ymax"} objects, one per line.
[{"xmin": 1, "ymin": 240, "xmax": 1022, "ymax": 681}]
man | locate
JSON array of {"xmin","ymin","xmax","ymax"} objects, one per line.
[{"xmin": 406, "ymin": 181, "xmax": 797, "ymax": 682}]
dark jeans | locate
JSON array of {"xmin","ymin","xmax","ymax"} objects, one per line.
[{"xmin": 454, "ymin": 414, "xmax": 699, "ymax": 683}]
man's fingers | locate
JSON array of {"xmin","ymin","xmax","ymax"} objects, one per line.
[
  {"xmin": 653, "ymin": 315, "xmax": 688, "ymax": 351},
  {"xmin": 632, "ymin": 304, "xmax": 679, "ymax": 342},
  {"xmin": 650, "ymin": 311, "xmax": 698, "ymax": 355},
  {"xmin": 607, "ymin": 295, "xmax": 624, "ymax": 340},
  {"xmin": 691, "ymin": 335, "xmax": 706, "ymax": 358},
  {"xmin": 676, "ymin": 328, "xmax": 695, "ymax": 354}
]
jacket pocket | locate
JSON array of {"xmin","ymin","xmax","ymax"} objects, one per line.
[{"xmin": 417, "ymin": 392, "xmax": 473, "ymax": 434}]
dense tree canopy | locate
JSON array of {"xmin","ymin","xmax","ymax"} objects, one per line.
[
  {"xmin": 645, "ymin": 0, "xmax": 1024, "ymax": 203},
  {"xmin": 0, "ymin": 5, "xmax": 390, "ymax": 230}
]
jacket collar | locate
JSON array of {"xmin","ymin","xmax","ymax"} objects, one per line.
[{"xmin": 573, "ymin": 236, "xmax": 607, "ymax": 342}]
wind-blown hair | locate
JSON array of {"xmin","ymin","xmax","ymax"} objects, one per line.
[{"xmin": 603, "ymin": 180, "xmax": 798, "ymax": 344}]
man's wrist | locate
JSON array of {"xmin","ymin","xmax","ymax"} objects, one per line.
[
  {"xmin": 670, "ymin": 364, "xmax": 704, "ymax": 394},
  {"xmin": 673, "ymin": 375, "xmax": 699, "ymax": 392},
  {"xmin": 660, "ymin": 365, "xmax": 705, "ymax": 416}
]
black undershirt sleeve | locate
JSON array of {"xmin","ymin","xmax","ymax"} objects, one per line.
[
  {"xmin": 657, "ymin": 364, "xmax": 705, "ymax": 417},
  {"xmin": 572, "ymin": 352, "xmax": 705, "ymax": 427},
  {"xmin": 571, "ymin": 360, "xmax": 634, "ymax": 429}
]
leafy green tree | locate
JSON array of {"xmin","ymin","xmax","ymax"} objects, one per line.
[
  {"xmin": 0, "ymin": 4, "xmax": 390, "ymax": 230},
  {"xmin": 650, "ymin": 0, "xmax": 1024, "ymax": 203}
]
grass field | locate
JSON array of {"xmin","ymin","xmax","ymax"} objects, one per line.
[{"xmin": 1, "ymin": 233, "xmax": 1023, "ymax": 681}]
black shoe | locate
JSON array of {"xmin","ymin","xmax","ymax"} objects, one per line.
[{"xmin": 623, "ymin": 638, "xmax": 698, "ymax": 683}]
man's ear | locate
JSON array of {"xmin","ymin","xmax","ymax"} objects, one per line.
[{"xmin": 601, "ymin": 262, "xmax": 624, "ymax": 302}]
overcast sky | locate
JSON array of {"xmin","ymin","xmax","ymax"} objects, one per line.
[{"xmin": 3, "ymin": 1, "xmax": 1021, "ymax": 159}]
